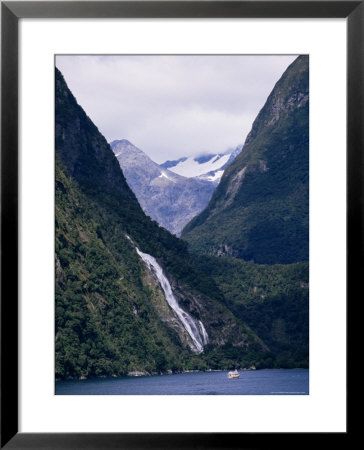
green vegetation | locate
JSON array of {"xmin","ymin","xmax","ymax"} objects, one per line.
[
  {"xmin": 56, "ymin": 160, "xmax": 196, "ymax": 378},
  {"xmin": 194, "ymin": 256, "xmax": 309, "ymax": 368}
]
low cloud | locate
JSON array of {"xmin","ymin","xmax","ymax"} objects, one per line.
[{"xmin": 56, "ymin": 54, "xmax": 297, "ymax": 162}]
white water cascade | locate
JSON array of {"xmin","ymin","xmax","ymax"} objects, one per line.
[{"xmin": 136, "ymin": 247, "xmax": 209, "ymax": 353}]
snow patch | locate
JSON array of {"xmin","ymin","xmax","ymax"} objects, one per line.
[{"xmin": 168, "ymin": 154, "xmax": 231, "ymax": 178}]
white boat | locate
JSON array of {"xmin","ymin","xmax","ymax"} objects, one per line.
[{"xmin": 227, "ymin": 369, "xmax": 240, "ymax": 379}]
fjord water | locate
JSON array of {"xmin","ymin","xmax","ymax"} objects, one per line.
[{"xmin": 56, "ymin": 369, "xmax": 308, "ymax": 395}]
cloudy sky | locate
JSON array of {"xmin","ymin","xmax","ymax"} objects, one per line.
[{"xmin": 56, "ymin": 55, "xmax": 297, "ymax": 163}]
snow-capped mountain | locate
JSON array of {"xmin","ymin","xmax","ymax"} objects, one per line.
[
  {"xmin": 109, "ymin": 140, "xmax": 215, "ymax": 236},
  {"xmin": 160, "ymin": 144, "xmax": 243, "ymax": 183}
]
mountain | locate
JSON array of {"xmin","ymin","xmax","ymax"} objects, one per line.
[
  {"xmin": 109, "ymin": 139, "xmax": 215, "ymax": 236},
  {"xmin": 161, "ymin": 144, "xmax": 243, "ymax": 183},
  {"xmin": 55, "ymin": 68, "xmax": 268, "ymax": 379},
  {"xmin": 182, "ymin": 56, "xmax": 309, "ymax": 265}
]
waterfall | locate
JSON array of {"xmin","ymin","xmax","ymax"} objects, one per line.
[
  {"xmin": 136, "ymin": 247, "xmax": 208, "ymax": 353},
  {"xmin": 199, "ymin": 320, "xmax": 209, "ymax": 346}
]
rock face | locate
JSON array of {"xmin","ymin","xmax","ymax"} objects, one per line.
[
  {"xmin": 182, "ymin": 56, "xmax": 309, "ymax": 265},
  {"xmin": 110, "ymin": 139, "xmax": 215, "ymax": 236}
]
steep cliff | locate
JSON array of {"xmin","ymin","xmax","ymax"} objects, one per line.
[{"xmin": 182, "ymin": 56, "xmax": 309, "ymax": 265}]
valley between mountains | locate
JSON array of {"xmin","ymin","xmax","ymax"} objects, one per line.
[{"xmin": 55, "ymin": 56, "xmax": 309, "ymax": 380}]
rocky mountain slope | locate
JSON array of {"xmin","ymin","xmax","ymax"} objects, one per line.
[
  {"xmin": 182, "ymin": 56, "xmax": 309, "ymax": 265},
  {"xmin": 110, "ymin": 139, "xmax": 215, "ymax": 236}
]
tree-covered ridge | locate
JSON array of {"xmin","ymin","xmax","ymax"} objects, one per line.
[
  {"xmin": 56, "ymin": 159, "xmax": 195, "ymax": 378},
  {"xmin": 195, "ymin": 256, "xmax": 309, "ymax": 368},
  {"xmin": 182, "ymin": 55, "xmax": 309, "ymax": 265}
]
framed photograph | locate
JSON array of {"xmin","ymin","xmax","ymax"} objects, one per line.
[{"xmin": 1, "ymin": 1, "xmax": 359, "ymax": 448}]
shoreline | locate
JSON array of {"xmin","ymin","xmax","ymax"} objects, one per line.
[{"xmin": 56, "ymin": 366, "xmax": 308, "ymax": 382}]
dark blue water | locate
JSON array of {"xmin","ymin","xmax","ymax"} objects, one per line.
[{"xmin": 55, "ymin": 369, "xmax": 308, "ymax": 395}]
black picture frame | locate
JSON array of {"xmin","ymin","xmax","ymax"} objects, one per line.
[{"xmin": 1, "ymin": 1, "xmax": 359, "ymax": 448}]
